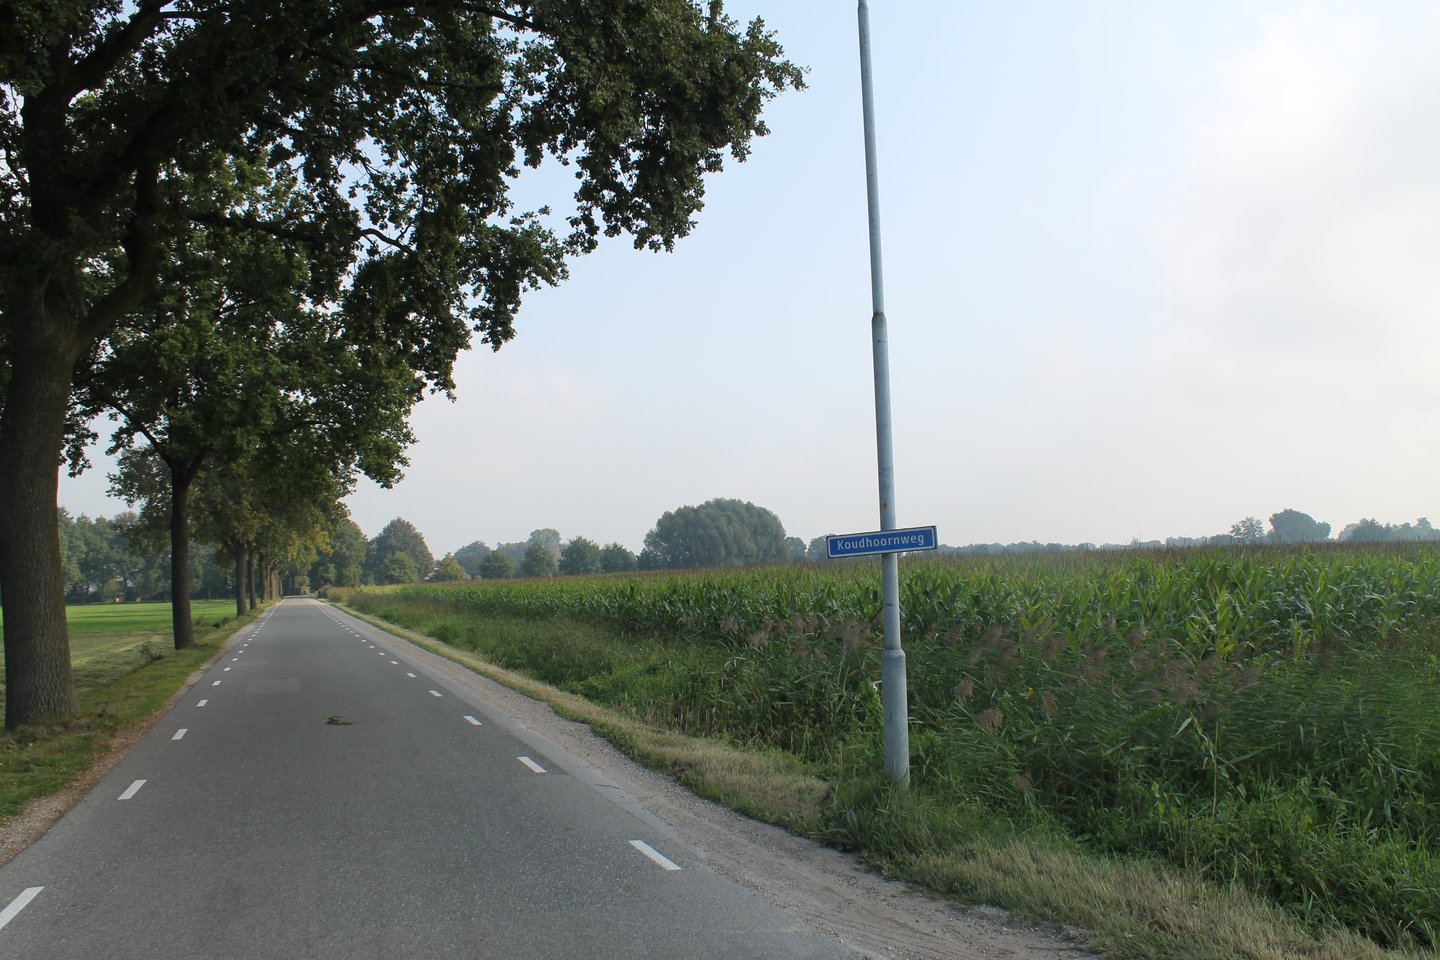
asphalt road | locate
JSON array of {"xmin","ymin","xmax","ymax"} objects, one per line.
[{"xmin": 0, "ymin": 599, "xmax": 865, "ymax": 959}]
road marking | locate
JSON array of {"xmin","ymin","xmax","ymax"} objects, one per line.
[
  {"xmin": 406, "ymin": 673, "xmax": 416, "ymax": 678},
  {"xmin": 232, "ymin": 657, "xmax": 240, "ymax": 661},
  {"xmin": 518, "ymin": 756, "xmax": 546, "ymax": 774},
  {"xmin": 428, "ymin": 690, "xmax": 443, "ymax": 698},
  {"xmin": 118, "ymin": 779, "xmax": 147, "ymax": 800},
  {"xmin": 629, "ymin": 840, "xmax": 682, "ymax": 871},
  {"xmin": 390, "ymin": 660, "xmax": 399, "ymax": 665},
  {"xmin": 223, "ymin": 667, "xmax": 231, "ymax": 672},
  {"xmin": 0, "ymin": 887, "xmax": 43, "ymax": 932},
  {"xmin": 463, "ymin": 716, "xmax": 482, "ymax": 726},
  {"xmin": 212, "ymin": 680, "xmax": 222, "ymax": 686},
  {"xmin": 172, "ymin": 729, "xmax": 187, "ymax": 741}
]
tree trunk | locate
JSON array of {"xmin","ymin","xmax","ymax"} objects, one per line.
[
  {"xmin": 233, "ymin": 545, "xmax": 247, "ymax": 618},
  {"xmin": 246, "ymin": 554, "xmax": 257, "ymax": 611},
  {"xmin": 169, "ymin": 464, "xmax": 199, "ymax": 650},
  {"xmin": 0, "ymin": 317, "xmax": 82, "ymax": 727}
]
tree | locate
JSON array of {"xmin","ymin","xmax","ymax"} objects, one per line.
[
  {"xmin": 1228, "ymin": 517, "xmax": 1265, "ymax": 546},
  {"xmin": 1266, "ymin": 509, "xmax": 1331, "ymax": 544},
  {"xmin": 806, "ymin": 536, "xmax": 829, "ymax": 561},
  {"xmin": 74, "ymin": 155, "xmax": 434, "ymax": 647},
  {"xmin": 642, "ymin": 498, "xmax": 788, "ymax": 569},
  {"xmin": 1, "ymin": 2, "xmax": 802, "ymax": 726},
  {"xmin": 599, "ymin": 543, "xmax": 638, "ymax": 573},
  {"xmin": 432, "ymin": 554, "xmax": 468, "ymax": 582},
  {"xmin": 478, "ymin": 551, "xmax": 515, "ymax": 580},
  {"xmin": 367, "ymin": 519, "xmax": 435, "ymax": 584},
  {"xmin": 520, "ymin": 541, "xmax": 559, "ymax": 579},
  {"xmin": 452, "ymin": 541, "xmax": 491, "ymax": 578},
  {"xmin": 785, "ymin": 536, "xmax": 806, "ymax": 562},
  {"xmin": 559, "ymin": 537, "xmax": 602, "ymax": 575},
  {"xmin": 311, "ymin": 518, "xmax": 368, "ymax": 591}
]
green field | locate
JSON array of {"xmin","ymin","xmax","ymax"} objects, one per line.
[
  {"xmin": 1, "ymin": 599, "xmax": 254, "ymax": 828},
  {"xmin": 330, "ymin": 544, "xmax": 1440, "ymax": 959}
]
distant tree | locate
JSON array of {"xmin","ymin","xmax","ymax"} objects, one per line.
[
  {"xmin": 520, "ymin": 541, "xmax": 558, "ymax": 578},
  {"xmin": 806, "ymin": 536, "xmax": 829, "ymax": 561},
  {"xmin": 1267, "ymin": 509, "xmax": 1331, "ymax": 544},
  {"xmin": 381, "ymin": 552, "xmax": 420, "ymax": 585},
  {"xmin": 1228, "ymin": 517, "xmax": 1265, "ymax": 546},
  {"xmin": 432, "ymin": 555, "xmax": 469, "ymax": 582},
  {"xmin": 452, "ymin": 542, "xmax": 492, "ymax": 578},
  {"xmin": 311, "ymin": 519, "xmax": 368, "ymax": 590},
  {"xmin": 600, "ymin": 542, "xmax": 638, "ymax": 573},
  {"xmin": 786, "ymin": 536, "xmax": 806, "ymax": 562},
  {"xmin": 637, "ymin": 547, "xmax": 665, "ymax": 571},
  {"xmin": 528, "ymin": 529, "xmax": 562, "ymax": 553},
  {"xmin": 368, "ymin": 519, "xmax": 434, "ymax": 584},
  {"xmin": 559, "ymin": 537, "xmax": 603, "ymax": 575},
  {"xmin": 478, "ymin": 551, "xmax": 516, "ymax": 580},
  {"xmin": 642, "ymin": 498, "xmax": 788, "ymax": 569},
  {"xmin": 1339, "ymin": 518, "xmax": 1388, "ymax": 543}
]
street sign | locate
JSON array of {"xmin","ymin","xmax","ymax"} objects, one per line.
[{"xmin": 826, "ymin": 525, "xmax": 938, "ymax": 559}]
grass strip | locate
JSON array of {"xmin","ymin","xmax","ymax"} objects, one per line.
[{"xmin": 333, "ymin": 601, "xmax": 1433, "ymax": 960}]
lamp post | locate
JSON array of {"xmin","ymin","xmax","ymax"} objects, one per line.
[{"xmin": 857, "ymin": 0, "xmax": 909, "ymax": 786}]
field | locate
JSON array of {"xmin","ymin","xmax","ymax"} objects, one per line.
[
  {"xmin": 330, "ymin": 544, "xmax": 1440, "ymax": 957},
  {"xmin": 1, "ymin": 600, "xmax": 251, "ymax": 827}
]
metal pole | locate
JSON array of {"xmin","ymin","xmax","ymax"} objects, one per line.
[{"xmin": 857, "ymin": 0, "xmax": 909, "ymax": 786}]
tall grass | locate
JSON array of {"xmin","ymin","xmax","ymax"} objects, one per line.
[{"xmin": 331, "ymin": 544, "xmax": 1440, "ymax": 949}]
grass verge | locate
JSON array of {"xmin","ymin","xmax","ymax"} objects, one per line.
[
  {"xmin": 1, "ymin": 602, "xmax": 263, "ymax": 829},
  {"xmin": 332, "ymin": 600, "xmax": 1433, "ymax": 960}
]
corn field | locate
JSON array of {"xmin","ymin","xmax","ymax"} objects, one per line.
[{"xmin": 333, "ymin": 544, "xmax": 1440, "ymax": 948}]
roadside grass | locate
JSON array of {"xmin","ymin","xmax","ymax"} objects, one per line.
[
  {"xmin": 0, "ymin": 601, "xmax": 257, "ymax": 826},
  {"xmin": 330, "ymin": 594, "xmax": 1436, "ymax": 960}
]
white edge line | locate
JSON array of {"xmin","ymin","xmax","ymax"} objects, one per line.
[
  {"xmin": 0, "ymin": 886, "xmax": 44, "ymax": 932},
  {"xmin": 517, "ymin": 756, "xmax": 546, "ymax": 774},
  {"xmin": 118, "ymin": 779, "xmax": 147, "ymax": 800},
  {"xmin": 629, "ymin": 840, "xmax": 682, "ymax": 871},
  {"xmin": 171, "ymin": 728, "xmax": 187, "ymax": 741},
  {"xmin": 463, "ymin": 715, "xmax": 482, "ymax": 726}
]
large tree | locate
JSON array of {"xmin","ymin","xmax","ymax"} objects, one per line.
[
  {"xmin": 367, "ymin": 518, "xmax": 435, "ymax": 584},
  {"xmin": 1266, "ymin": 509, "xmax": 1331, "ymax": 545},
  {"xmin": 0, "ymin": 1, "xmax": 801, "ymax": 726},
  {"xmin": 642, "ymin": 497, "xmax": 788, "ymax": 569}
]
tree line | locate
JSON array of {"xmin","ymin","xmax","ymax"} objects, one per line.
[{"xmin": 0, "ymin": 3, "xmax": 802, "ymax": 727}]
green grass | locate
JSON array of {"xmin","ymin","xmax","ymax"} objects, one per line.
[
  {"xmin": 327, "ymin": 544, "xmax": 1440, "ymax": 959},
  {"xmin": 1, "ymin": 600, "xmax": 257, "ymax": 827}
]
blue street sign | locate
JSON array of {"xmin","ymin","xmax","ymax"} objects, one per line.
[{"xmin": 827, "ymin": 525, "xmax": 938, "ymax": 559}]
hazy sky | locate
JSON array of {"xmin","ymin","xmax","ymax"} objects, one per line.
[{"xmin": 60, "ymin": 1, "xmax": 1440, "ymax": 555}]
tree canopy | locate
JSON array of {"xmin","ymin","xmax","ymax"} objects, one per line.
[{"xmin": 642, "ymin": 497, "xmax": 788, "ymax": 569}]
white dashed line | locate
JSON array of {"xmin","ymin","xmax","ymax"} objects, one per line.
[
  {"xmin": 390, "ymin": 660, "xmax": 399, "ymax": 665},
  {"xmin": 118, "ymin": 779, "xmax": 147, "ymax": 800},
  {"xmin": 172, "ymin": 729, "xmax": 187, "ymax": 741},
  {"xmin": 0, "ymin": 887, "xmax": 43, "ymax": 932},
  {"xmin": 428, "ymin": 690, "xmax": 443, "ymax": 698},
  {"xmin": 197, "ymin": 699, "xmax": 208, "ymax": 707},
  {"xmin": 223, "ymin": 667, "xmax": 231, "ymax": 672},
  {"xmin": 406, "ymin": 673, "xmax": 417, "ymax": 678},
  {"xmin": 463, "ymin": 716, "xmax": 482, "ymax": 726},
  {"xmin": 517, "ymin": 756, "xmax": 546, "ymax": 774},
  {"xmin": 211, "ymin": 680, "xmax": 222, "ymax": 686},
  {"xmin": 629, "ymin": 840, "xmax": 682, "ymax": 871}
]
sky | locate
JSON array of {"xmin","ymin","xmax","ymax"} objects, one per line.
[{"xmin": 60, "ymin": 1, "xmax": 1440, "ymax": 555}]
